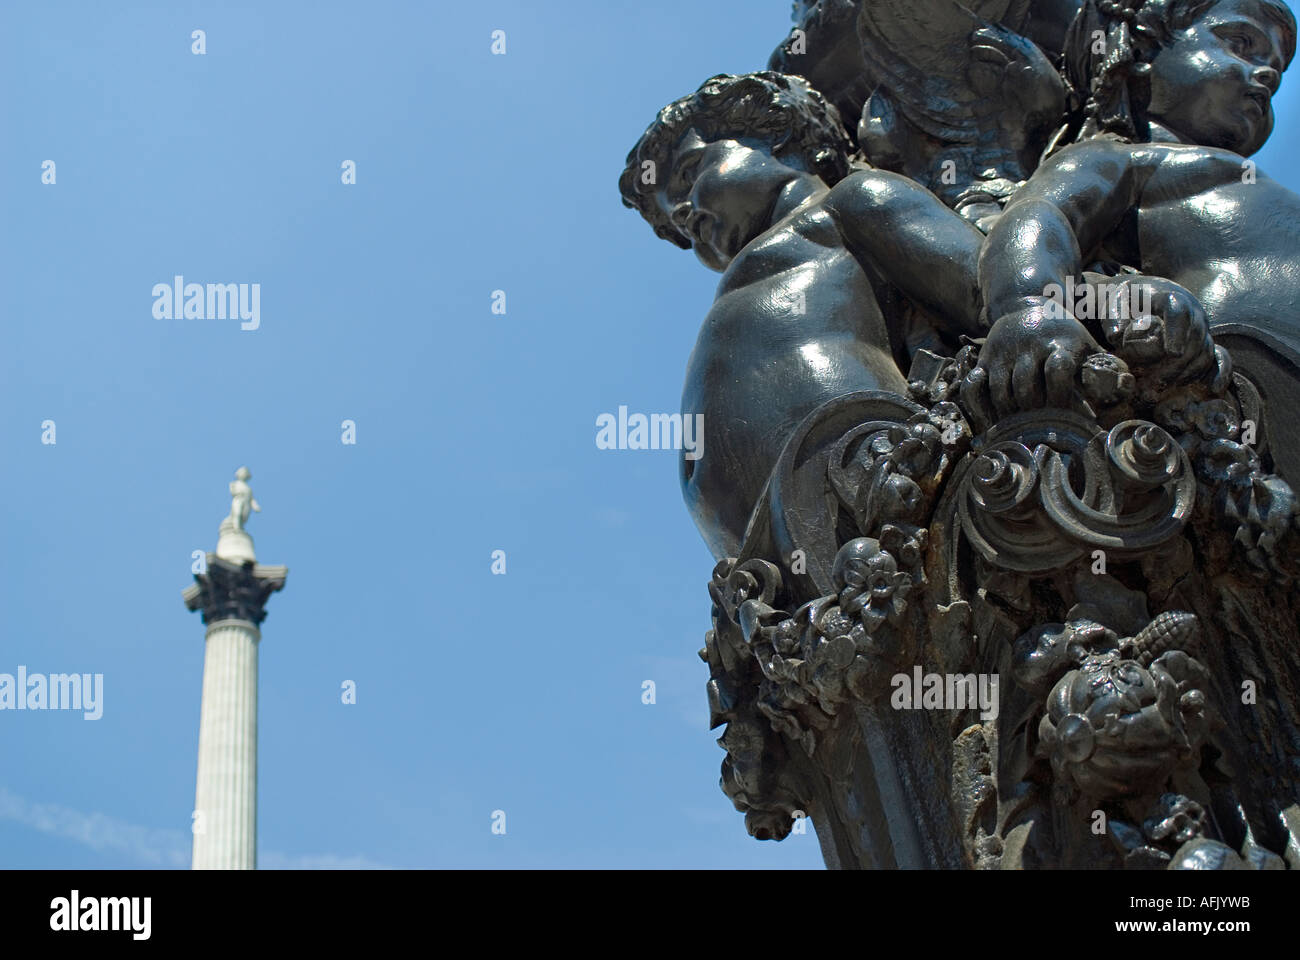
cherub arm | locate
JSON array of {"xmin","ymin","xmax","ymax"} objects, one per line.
[
  {"xmin": 826, "ymin": 169, "xmax": 986, "ymax": 338},
  {"xmin": 979, "ymin": 138, "xmax": 1148, "ymax": 318},
  {"xmin": 968, "ymin": 140, "xmax": 1212, "ymax": 418}
]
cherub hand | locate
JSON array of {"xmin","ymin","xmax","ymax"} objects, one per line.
[
  {"xmin": 961, "ymin": 303, "xmax": 1102, "ymax": 423},
  {"xmin": 1100, "ymin": 276, "xmax": 1215, "ymax": 385}
]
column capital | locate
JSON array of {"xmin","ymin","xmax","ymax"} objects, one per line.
[{"xmin": 183, "ymin": 555, "xmax": 287, "ymax": 626}]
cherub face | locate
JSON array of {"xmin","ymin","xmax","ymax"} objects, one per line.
[
  {"xmin": 654, "ymin": 127, "xmax": 807, "ymax": 271},
  {"xmin": 1146, "ymin": 0, "xmax": 1290, "ymax": 155}
]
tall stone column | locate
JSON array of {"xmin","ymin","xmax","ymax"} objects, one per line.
[{"xmin": 182, "ymin": 468, "xmax": 286, "ymax": 870}]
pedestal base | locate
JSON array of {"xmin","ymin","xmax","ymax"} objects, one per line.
[{"xmin": 216, "ymin": 519, "xmax": 255, "ymax": 565}]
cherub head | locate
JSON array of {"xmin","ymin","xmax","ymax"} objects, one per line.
[
  {"xmin": 235, "ymin": 466, "xmax": 251, "ymax": 481},
  {"xmin": 1065, "ymin": 0, "xmax": 1296, "ymax": 154},
  {"xmin": 619, "ymin": 72, "xmax": 855, "ymax": 271}
]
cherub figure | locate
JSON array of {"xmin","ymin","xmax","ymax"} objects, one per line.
[
  {"xmin": 970, "ymin": 0, "xmax": 1298, "ymax": 435},
  {"xmin": 228, "ymin": 466, "xmax": 260, "ymax": 532},
  {"xmin": 620, "ymin": 72, "xmax": 987, "ymax": 558}
]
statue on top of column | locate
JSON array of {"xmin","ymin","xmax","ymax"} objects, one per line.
[{"xmin": 227, "ymin": 467, "xmax": 260, "ymax": 534}]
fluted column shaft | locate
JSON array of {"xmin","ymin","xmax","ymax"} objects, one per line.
[{"xmin": 192, "ymin": 619, "xmax": 259, "ymax": 870}]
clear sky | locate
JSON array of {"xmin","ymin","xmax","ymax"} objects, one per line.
[{"xmin": 2, "ymin": 0, "xmax": 1298, "ymax": 869}]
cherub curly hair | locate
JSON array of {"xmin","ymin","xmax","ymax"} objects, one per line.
[
  {"xmin": 1060, "ymin": 0, "xmax": 1296, "ymax": 143},
  {"xmin": 619, "ymin": 72, "xmax": 856, "ymax": 250}
]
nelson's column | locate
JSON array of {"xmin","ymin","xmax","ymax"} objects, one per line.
[{"xmin": 181, "ymin": 467, "xmax": 288, "ymax": 870}]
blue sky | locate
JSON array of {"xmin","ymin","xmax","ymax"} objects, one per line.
[{"xmin": 2, "ymin": 0, "xmax": 1298, "ymax": 869}]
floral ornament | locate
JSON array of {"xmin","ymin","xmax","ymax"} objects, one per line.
[
  {"xmin": 1154, "ymin": 384, "xmax": 1238, "ymax": 435},
  {"xmin": 1198, "ymin": 441, "xmax": 1300, "ymax": 581},
  {"xmin": 826, "ymin": 398, "xmax": 967, "ymax": 547},
  {"xmin": 1197, "ymin": 438, "xmax": 1260, "ymax": 486},
  {"xmin": 832, "ymin": 538, "xmax": 912, "ymax": 632},
  {"xmin": 726, "ymin": 536, "xmax": 921, "ymax": 749},
  {"xmin": 878, "ymin": 522, "xmax": 924, "ymax": 570},
  {"xmin": 1151, "ymin": 382, "xmax": 1300, "ymax": 580},
  {"xmin": 709, "ymin": 558, "xmax": 782, "ymax": 626},
  {"xmin": 1181, "ymin": 399, "xmax": 1238, "ymax": 442},
  {"xmin": 851, "ymin": 415, "xmax": 957, "ymax": 533},
  {"xmin": 886, "ymin": 419, "xmax": 944, "ymax": 478}
]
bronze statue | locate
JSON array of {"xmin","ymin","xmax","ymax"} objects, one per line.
[
  {"xmin": 620, "ymin": 72, "xmax": 985, "ymax": 558},
  {"xmin": 619, "ymin": 0, "xmax": 1300, "ymax": 871}
]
